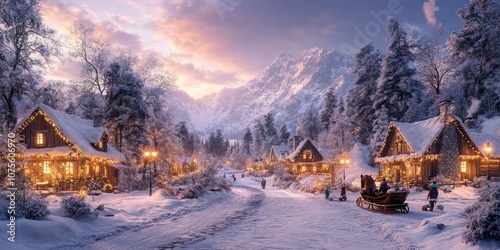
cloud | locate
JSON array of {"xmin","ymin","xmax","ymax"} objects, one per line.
[{"xmin": 423, "ymin": 0, "xmax": 440, "ymax": 27}]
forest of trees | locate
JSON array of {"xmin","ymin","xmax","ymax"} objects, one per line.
[{"xmin": 0, "ymin": 0, "xmax": 499, "ymax": 185}]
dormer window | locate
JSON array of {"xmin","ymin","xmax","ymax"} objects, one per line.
[{"xmin": 34, "ymin": 132, "xmax": 46, "ymax": 148}]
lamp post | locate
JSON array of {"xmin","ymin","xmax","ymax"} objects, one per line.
[
  {"xmin": 144, "ymin": 150, "xmax": 158, "ymax": 196},
  {"xmin": 485, "ymin": 142, "xmax": 492, "ymax": 180},
  {"xmin": 341, "ymin": 158, "xmax": 350, "ymax": 181}
]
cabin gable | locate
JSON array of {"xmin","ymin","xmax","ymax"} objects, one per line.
[
  {"xmin": 17, "ymin": 111, "xmax": 70, "ymax": 149},
  {"xmin": 379, "ymin": 127, "xmax": 412, "ymax": 157},
  {"xmin": 293, "ymin": 140, "xmax": 323, "ymax": 162}
]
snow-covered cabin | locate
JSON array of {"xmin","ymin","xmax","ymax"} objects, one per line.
[
  {"xmin": 174, "ymin": 156, "xmax": 197, "ymax": 176},
  {"xmin": 268, "ymin": 136, "xmax": 333, "ymax": 174},
  {"xmin": 14, "ymin": 104, "xmax": 126, "ymax": 191},
  {"xmin": 375, "ymin": 100, "xmax": 500, "ymax": 183}
]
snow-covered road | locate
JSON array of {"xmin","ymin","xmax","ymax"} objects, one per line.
[{"xmin": 47, "ymin": 176, "xmax": 437, "ymax": 250}]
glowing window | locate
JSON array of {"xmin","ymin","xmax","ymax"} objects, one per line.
[
  {"xmin": 65, "ymin": 162, "xmax": 74, "ymax": 175},
  {"xmin": 34, "ymin": 132, "xmax": 46, "ymax": 147},
  {"xmin": 43, "ymin": 161, "xmax": 50, "ymax": 174},
  {"xmin": 461, "ymin": 161, "xmax": 467, "ymax": 173},
  {"xmin": 313, "ymin": 166, "xmax": 317, "ymax": 172},
  {"xmin": 303, "ymin": 150, "xmax": 313, "ymax": 160},
  {"xmin": 301, "ymin": 166, "xmax": 306, "ymax": 172}
]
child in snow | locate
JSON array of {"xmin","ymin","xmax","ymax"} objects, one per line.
[
  {"xmin": 427, "ymin": 180, "xmax": 439, "ymax": 211},
  {"xmin": 325, "ymin": 186, "xmax": 331, "ymax": 200}
]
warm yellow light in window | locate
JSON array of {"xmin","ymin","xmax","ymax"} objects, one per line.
[
  {"xmin": 461, "ymin": 161, "xmax": 467, "ymax": 173},
  {"xmin": 43, "ymin": 161, "xmax": 50, "ymax": 173},
  {"xmin": 65, "ymin": 162, "xmax": 74, "ymax": 175},
  {"xmin": 35, "ymin": 132, "xmax": 45, "ymax": 145}
]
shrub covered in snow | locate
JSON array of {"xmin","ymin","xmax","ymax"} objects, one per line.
[
  {"xmin": 23, "ymin": 196, "xmax": 50, "ymax": 220},
  {"xmin": 463, "ymin": 183, "xmax": 500, "ymax": 244},
  {"xmin": 472, "ymin": 176, "xmax": 489, "ymax": 188},
  {"xmin": 178, "ymin": 183, "xmax": 205, "ymax": 199},
  {"xmin": 61, "ymin": 196, "xmax": 92, "ymax": 219}
]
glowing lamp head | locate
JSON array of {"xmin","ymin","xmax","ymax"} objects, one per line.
[
  {"xmin": 151, "ymin": 151, "xmax": 157, "ymax": 157},
  {"xmin": 144, "ymin": 152, "xmax": 150, "ymax": 157},
  {"xmin": 485, "ymin": 142, "xmax": 492, "ymax": 156}
]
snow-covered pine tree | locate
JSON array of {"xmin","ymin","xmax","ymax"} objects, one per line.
[
  {"xmin": 243, "ymin": 127, "xmax": 253, "ymax": 155},
  {"xmin": 448, "ymin": 0, "xmax": 500, "ymax": 118},
  {"xmin": 263, "ymin": 113, "xmax": 279, "ymax": 149},
  {"xmin": 345, "ymin": 43, "xmax": 382, "ymax": 145},
  {"xmin": 297, "ymin": 105, "xmax": 322, "ymax": 141},
  {"xmin": 105, "ymin": 62, "xmax": 148, "ymax": 159},
  {"xmin": 320, "ymin": 87, "xmax": 337, "ymax": 131},
  {"xmin": 329, "ymin": 97, "xmax": 355, "ymax": 156},
  {"xmin": 374, "ymin": 16, "xmax": 424, "ymax": 122},
  {"xmin": 253, "ymin": 121, "xmax": 266, "ymax": 160},
  {"xmin": 279, "ymin": 124, "xmax": 290, "ymax": 146},
  {"xmin": 372, "ymin": 17, "xmax": 425, "ymax": 154}
]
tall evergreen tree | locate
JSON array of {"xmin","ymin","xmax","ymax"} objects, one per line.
[
  {"xmin": 346, "ymin": 43, "xmax": 382, "ymax": 145},
  {"xmin": 297, "ymin": 105, "xmax": 322, "ymax": 141},
  {"xmin": 105, "ymin": 62, "xmax": 148, "ymax": 158},
  {"xmin": 243, "ymin": 127, "xmax": 253, "ymax": 155},
  {"xmin": 253, "ymin": 121, "xmax": 266, "ymax": 159},
  {"xmin": 320, "ymin": 87, "xmax": 337, "ymax": 130},
  {"xmin": 448, "ymin": 0, "xmax": 500, "ymax": 117},
  {"xmin": 279, "ymin": 124, "xmax": 290, "ymax": 146},
  {"xmin": 372, "ymin": 17, "xmax": 424, "ymax": 153}
]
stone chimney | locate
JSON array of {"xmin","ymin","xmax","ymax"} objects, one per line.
[
  {"xmin": 293, "ymin": 135, "xmax": 300, "ymax": 151},
  {"xmin": 439, "ymin": 99, "xmax": 455, "ymax": 124}
]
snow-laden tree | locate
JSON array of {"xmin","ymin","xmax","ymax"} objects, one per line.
[
  {"xmin": 412, "ymin": 30, "xmax": 454, "ymax": 96},
  {"xmin": 373, "ymin": 16, "xmax": 425, "ymax": 123},
  {"xmin": 463, "ymin": 182, "xmax": 500, "ymax": 244},
  {"xmin": 32, "ymin": 81, "xmax": 67, "ymax": 110},
  {"xmin": 297, "ymin": 105, "xmax": 322, "ymax": 141},
  {"xmin": 74, "ymin": 91, "xmax": 105, "ymax": 127},
  {"xmin": 448, "ymin": 0, "xmax": 500, "ymax": 118},
  {"xmin": 279, "ymin": 124, "xmax": 290, "ymax": 146},
  {"xmin": 205, "ymin": 129, "xmax": 228, "ymax": 158},
  {"xmin": 320, "ymin": 87, "xmax": 337, "ymax": 130},
  {"xmin": 345, "ymin": 43, "xmax": 382, "ymax": 145},
  {"xmin": 371, "ymin": 17, "xmax": 425, "ymax": 154},
  {"xmin": 175, "ymin": 121, "xmax": 195, "ymax": 156},
  {"xmin": 0, "ymin": 0, "xmax": 58, "ymax": 130},
  {"xmin": 105, "ymin": 62, "xmax": 148, "ymax": 158},
  {"xmin": 243, "ymin": 127, "xmax": 253, "ymax": 155},
  {"xmin": 66, "ymin": 21, "xmax": 112, "ymax": 95},
  {"xmin": 328, "ymin": 98, "xmax": 355, "ymax": 157},
  {"xmin": 253, "ymin": 121, "xmax": 266, "ymax": 159},
  {"xmin": 263, "ymin": 113, "xmax": 279, "ymax": 148}
]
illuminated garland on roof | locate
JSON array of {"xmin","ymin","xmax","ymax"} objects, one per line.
[{"xmin": 16, "ymin": 109, "xmax": 83, "ymax": 156}]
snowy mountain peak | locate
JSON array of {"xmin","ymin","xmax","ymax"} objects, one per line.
[{"xmin": 168, "ymin": 47, "xmax": 354, "ymax": 138}]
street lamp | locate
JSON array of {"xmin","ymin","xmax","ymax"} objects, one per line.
[
  {"xmin": 341, "ymin": 158, "xmax": 350, "ymax": 181},
  {"xmin": 144, "ymin": 150, "xmax": 158, "ymax": 196},
  {"xmin": 485, "ymin": 142, "xmax": 492, "ymax": 180}
]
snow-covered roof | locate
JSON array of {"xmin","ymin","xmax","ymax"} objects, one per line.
[
  {"xmin": 179, "ymin": 156, "xmax": 194, "ymax": 164},
  {"xmin": 390, "ymin": 116, "xmax": 443, "ymax": 156},
  {"xmin": 15, "ymin": 104, "xmax": 125, "ymax": 162},
  {"xmin": 286, "ymin": 139, "xmax": 325, "ymax": 162},
  {"xmin": 270, "ymin": 145, "xmax": 291, "ymax": 160},
  {"xmin": 466, "ymin": 131, "xmax": 500, "ymax": 158}
]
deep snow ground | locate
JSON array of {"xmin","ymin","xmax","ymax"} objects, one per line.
[{"xmin": 1, "ymin": 172, "xmax": 498, "ymax": 250}]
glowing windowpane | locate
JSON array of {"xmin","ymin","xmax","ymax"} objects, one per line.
[
  {"xmin": 43, "ymin": 161, "xmax": 50, "ymax": 173},
  {"xmin": 461, "ymin": 161, "xmax": 467, "ymax": 173}
]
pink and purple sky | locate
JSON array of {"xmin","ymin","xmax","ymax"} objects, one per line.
[{"xmin": 41, "ymin": 0, "xmax": 468, "ymax": 99}]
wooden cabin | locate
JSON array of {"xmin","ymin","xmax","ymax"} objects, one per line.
[
  {"xmin": 267, "ymin": 137, "xmax": 333, "ymax": 174},
  {"xmin": 173, "ymin": 156, "xmax": 198, "ymax": 176},
  {"xmin": 375, "ymin": 100, "xmax": 500, "ymax": 183},
  {"xmin": 14, "ymin": 104, "xmax": 126, "ymax": 191}
]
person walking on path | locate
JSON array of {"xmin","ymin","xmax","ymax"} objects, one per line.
[
  {"xmin": 325, "ymin": 186, "xmax": 331, "ymax": 200},
  {"xmin": 427, "ymin": 180, "xmax": 439, "ymax": 211}
]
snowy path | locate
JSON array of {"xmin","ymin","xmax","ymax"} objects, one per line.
[{"xmin": 37, "ymin": 176, "xmax": 479, "ymax": 250}]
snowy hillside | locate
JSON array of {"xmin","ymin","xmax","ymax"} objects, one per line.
[{"xmin": 167, "ymin": 48, "xmax": 354, "ymax": 137}]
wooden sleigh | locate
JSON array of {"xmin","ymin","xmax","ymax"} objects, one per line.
[{"xmin": 356, "ymin": 190, "xmax": 410, "ymax": 214}]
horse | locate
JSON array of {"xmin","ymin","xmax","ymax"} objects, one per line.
[{"xmin": 360, "ymin": 174, "xmax": 377, "ymax": 197}]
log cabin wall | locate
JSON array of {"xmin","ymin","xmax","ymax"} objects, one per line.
[{"xmin": 382, "ymin": 129, "xmax": 412, "ymax": 156}]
